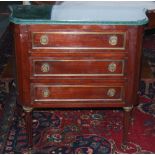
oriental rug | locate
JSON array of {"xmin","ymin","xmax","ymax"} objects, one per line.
[{"xmin": 1, "ymin": 95, "xmax": 155, "ymax": 154}]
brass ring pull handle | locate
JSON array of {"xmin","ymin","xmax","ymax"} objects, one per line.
[
  {"xmin": 41, "ymin": 63, "xmax": 50, "ymax": 73},
  {"xmin": 109, "ymin": 35, "xmax": 118, "ymax": 46},
  {"xmin": 40, "ymin": 35, "xmax": 48, "ymax": 45},
  {"xmin": 108, "ymin": 62, "xmax": 117, "ymax": 72},
  {"xmin": 107, "ymin": 88, "xmax": 116, "ymax": 97},
  {"xmin": 42, "ymin": 88, "xmax": 50, "ymax": 98}
]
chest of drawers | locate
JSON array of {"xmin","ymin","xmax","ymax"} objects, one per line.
[{"xmin": 10, "ymin": 4, "xmax": 148, "ymax": 149}]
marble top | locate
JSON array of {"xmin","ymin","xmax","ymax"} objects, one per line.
[{"xmin": 9, "ymin": 2, "xmax": 150, "ymax": 25}]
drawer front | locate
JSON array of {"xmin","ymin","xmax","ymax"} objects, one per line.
[
  {"xmin": 31, "ymin": 59, "xmax": 126, "ymax": 77},
  {"xmin": 31, "ymin": 84, "xmax": 125, "ymax": 104},
  {"xmin": 31, "ymin": 32, "xmax": 126, "ymax": 50}
]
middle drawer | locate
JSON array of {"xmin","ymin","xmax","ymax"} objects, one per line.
[{"xmin": 30, "ymin": 58, "xmax": 126, "ymax": 77}]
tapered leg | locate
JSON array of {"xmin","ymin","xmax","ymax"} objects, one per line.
[
  {"xmin": 131, "ymin": 106, "xmax": 135, "ymax": 125},
  {"xmin": 122, "ymin": 106, "xmax": 133, "ymax": 146},
  {"xmin": 23, "ymin": 106, "xmax": 33, "ymax": 150}
]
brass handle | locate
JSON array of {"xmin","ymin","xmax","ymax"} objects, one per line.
[
  {"xmin": 42, "ymin": 88, "xmax": 50, "ymax": 98},
  {"xmin": 41, "ymin": 63, "xmax": 50, "ymax": 73},
  {"xmin": 107, "ymin": 88, "xmax": 116, "ymax": 97},
  {"xmin": 40, "ymin": 35, "xmax": 48, "ymax": 45},
  {"xmin": 109, "ymin": 35, "xmax": 118, "ymax": 46},
  {"xmin": 108, "ymin": 62, "xmax": 116, "ymax": 72}
]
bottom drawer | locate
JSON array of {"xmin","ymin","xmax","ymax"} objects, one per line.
[{"xmin": 31, "ymin": 83, "xmax": 126, "ymax": 105}]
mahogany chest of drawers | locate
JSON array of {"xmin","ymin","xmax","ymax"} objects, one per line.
[{"xmin": 10, "ymin": 4, "xmax": 148, "ymax": 149}]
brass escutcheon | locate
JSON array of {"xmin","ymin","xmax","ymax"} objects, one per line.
[
  {"xmin": 40, "ymin": 35, "xmax": 48, "ymax": 45},
  {"xmin": 108, "ymin": 62, "xmax": 117, "ymax": 72},
  {"xmin": 109, "ymin": 35, "xmax": 118, "ymax": 46},
  {"xmin": 41, "ymin": 63, "xmax": 50, "ymax": 73},
  {"xmin": 107, "ymin": 88, "xmax": 116, "ymax": 97},
  {"xmin": 42, "ymin": 88, "xmax": 50, "ymax": 98}
]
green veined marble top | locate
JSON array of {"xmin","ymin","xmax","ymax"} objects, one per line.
[{"xmin": 9, "ymin": 4, "xmax": 148, "ymax": 25}]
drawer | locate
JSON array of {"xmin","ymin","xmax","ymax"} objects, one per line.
[
  {"xmin": 31, "ymin": 83, "xmax": 125, "ymax": 104},
  {"xmin": 30, "ymin": 58, "xmax": 126, "ymax": 77},
  {"xmin": 31, "ymin": 31, "xmax": 126, "ymax": 50}
]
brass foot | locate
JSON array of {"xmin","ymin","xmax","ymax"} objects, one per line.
[
  {"xmin": 23, "ymin": 106, "xmax": 33, "ymax": 113},
  {"xmin": 28, "ymin": 147, "xmax": 32, "ymax": 154},
  {"xmin": 123, "ymin": 106, "xmax": 133, "ymax": 112},
  {"xmin": 26, "ymin": 147, "xmax": 33, "ymax": 154},
  {"xmin": 23, "ymin": 147, "xmax": 33, "ymax": 154}
]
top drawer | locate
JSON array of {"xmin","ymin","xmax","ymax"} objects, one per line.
[{"xmin": 31, "ymin": 31, "xmax": 126, "ymax": 50}]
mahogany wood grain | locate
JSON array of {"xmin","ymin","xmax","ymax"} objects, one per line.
[
  {"xmin": 25, "ymin": 110, "xmax": 33, "ymax": 148},
  {"xmin": 32, "ymin": 84, "xmax": 124, "ymax": 100},
  {"xmin": 32, "ymin": 32, "xmax": 125, "ymax": 49},
  {"xmin": 31, "ymin": 58, "xmax": 125, "ymax": 76},
  {"xmin": 123, "ymin": 109, "xmax": 131, "ymax": 146},
  {"xmin": 13, "ymin": 24, "xmax": 144, "ymax": 148}
]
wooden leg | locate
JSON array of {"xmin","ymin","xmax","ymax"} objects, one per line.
[
  {"xmin": 23, "ymin": 106, "xmax": 33, "ymax": 151},
  {"xmin": 16, "ymin": 100, "xmax": 23, "ymax": 117},
  {"xmin": 131, "ymin": 106, "xmax": 135, "ymax": 125},
  {"xmin": 122, "ymin": 106, "xmax": 133, "ymax": 147}
]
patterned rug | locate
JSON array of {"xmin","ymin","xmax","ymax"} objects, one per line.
[{"xmin": 1, "ymin": 95, "xmax": 155, "ymax": 154}]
